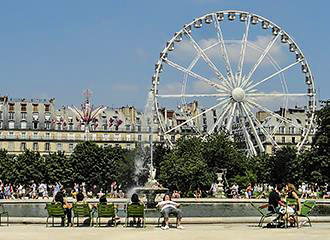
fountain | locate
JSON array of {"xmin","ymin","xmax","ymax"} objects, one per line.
[{"xmin": 132, "ymin": 91, "xmax": 168, "ymax": 208}]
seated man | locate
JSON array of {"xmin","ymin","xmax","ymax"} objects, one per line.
[
  {"xmin": 268, "ymin": 184, "xmax": 285, "ymax": 214},
  {"xmin": 156, "ymin": 193, "xmax": 184, "ymax": 230}
]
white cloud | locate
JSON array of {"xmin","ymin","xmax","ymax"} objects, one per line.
[{"xmin": 171, "ymin": 35, "xmax": 287, "ymax": 67}]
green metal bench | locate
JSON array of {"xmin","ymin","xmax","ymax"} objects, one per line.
[{"xmin": 46, "ymin": 202, "xmax": 65, "ymax": 227}]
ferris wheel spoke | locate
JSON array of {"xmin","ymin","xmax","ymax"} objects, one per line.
[
  {"xmin": 237, "ymin": 104, "xmax": 257, "ymax": 155},
  {"xmin": 243, "ymin": 33, "xmax": 281, "ymax": 88},
  {"xmin": 226, "ymin": 102, "xmax": 237, "ymax": 132},
  {"xmin": 240, "ymin": 102, "xmax": 265, "ymax": 152},
  {"xmin": 182, "ymin": 53, "xmax": 203, "ymax": 99},
  {"xmin": 208, "ymin": 100, "xmax": 232, "ymax": 135},
  {"xmin": 212, "ymin": 14, "xmax": 234, "ymax": 83},
  {"xmin": 244, "ymin": 102, "xmax": 278, "ymax": 147},
  {"xmin": 246, "ymin": 93, "xmax": 308, "ymax": 97},
  {"xmin": 164, "ymin": 58, "xmax": 230, "ymax": 92},
  {"xmin": 246, "ymin": 60, "xmax": 303, "ymax": 91},
  {"xmin": 157, "ymin": 93, "xmax": 229, "ymax": 98},
  {"xmin": 247, "ymin": 99, "xmax": 307, "ymax": 131},
  {"xmin": 183, "ymin": 29, "xmax": 228, "ymax": 82},
  {"xmin": 237, "ymin": 15, "xmax": 251, "ymax": 86},
  {"xmin": 164, "ymin": 100, "xmax": 225, "ymax": 135}
]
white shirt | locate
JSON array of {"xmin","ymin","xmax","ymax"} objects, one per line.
[{"xmin": 156, "ymin": 200, "xmax": 178, "ymax": 212}]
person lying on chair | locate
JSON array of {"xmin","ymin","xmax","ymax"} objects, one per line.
[{"xmin": 156, "ymin": 193, "xmax": 184, "ymax": 230}]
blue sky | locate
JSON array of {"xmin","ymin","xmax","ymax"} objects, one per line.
[{"xmin": 0, "ymin": 0, "xmax": 328, "ymax": 110}]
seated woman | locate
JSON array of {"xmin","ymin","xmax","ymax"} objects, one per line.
[
  {"xmin": 156, "ymin": 193, "xmax": 184, "ymax": 230},
  {"xmin": 129, "ymin": 193, "xmax": 143, "ymax": 226},
  {"xmin": 282, "ymin": 183, "xmax": 301, "ymax": 226},
  {"xmin": 54, "ymin": 191, "xmax": 72, "ymax": 227}
]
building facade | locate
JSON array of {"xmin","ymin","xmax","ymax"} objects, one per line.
[{"xmin": 0, "ymin": 96, "xmax": 160, "ymax": 155}]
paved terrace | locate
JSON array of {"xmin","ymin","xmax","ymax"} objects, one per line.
[{"xmin": 0, "ymin": 223, "xmax": 329, "ymax": 240}]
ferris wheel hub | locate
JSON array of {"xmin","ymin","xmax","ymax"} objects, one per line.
[{"xmin": 231, "ymin": 87, "xmax": 246, "ymax": 102}]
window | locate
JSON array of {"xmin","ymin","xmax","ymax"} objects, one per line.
[
  {"xmin": 69, "ymin": 143, "xmax": 74, "ymax": 152},
  {"xmin": 279, "ymin": 126, "xmax": 285, "ymax": 134},
  {"xmin": 8, "ymin": 142, "xmax": 14, "ymax": 151},
  {"xmin": 33, "ymin": 132, "xmax": 38, "ymax": 139},
  {"xmin": 282, "ymin": 137, "xmax": 285, "ymax": 143},
  {"xmin": 33, "ymin": 122, "xmax": 38, "ymax": 129},
  {"xmin": 115, "ymin": 143, "xmax": 119, "ymax": 148},
  {"xmin": 45, "ymin": 142, "xmax": 50, "ymax": 151},
  {"xmin": 68, "ymin": 133, "xmax": 75, "ymax": 140},
  {"xmin": 21, "ymin": 104, "xmax": 27, "ymax": 112},
  {"xmin": 69, "ymin": 123, "xmax": 74, "ymax": 130},
  {"xmin": 56, "ymin": 143, "xmax": 62, "ymax": 151},
  {"xmin": 126, "ymin": 144, "xmax": 131, "ymax": 150},
  {"xmin": 103, "ymin": 124, "xmax": 107, "ymax": 130},
  {"xmin": 9, "ymin": 132, "xmax": 14, "ymax": 139},
  {"xmin": 32, "ymin": 104, "xmax": 38, "ymax": 112},
  {"xmin": 160, "ymin": 135, "xmax": 164, "ymax": 141},
  {"xmin": 56, "ymin": 123, "xmax": 62, "ymax": 130},
  {"xmin": 8, "ymin": 112, "xmax": 15, "ymax": 120},
  {"xmin": 0, "ymin": 121, "xmax": 2, "ymax": 129},
  {"xmin": 137, "ymin": 126, "xmax": 141, "ymax": 132},
  {"xmin": 9, "ymin": 122, "xmax": 15, "ymax": 129},
  {"xmin": 149, "ymin": 135, "xmax": 152, "ymax": 142},
  {"xmin": 21, "ymin": 112, "xmax": 27, "ymax": 120},
  {"xmin": 0, "ymin": 111, "xmax": 3, "ymax": 120},
  {"xmin": 20, "ymin": 142, "xmax": 26, "ymax": 151},
  {"xmin": 213, "ymin": 109, "xmax": 216, "ymax": 117},
  {"xmin": 203, "ymin": 118, "xmax": 207, "ymax": 125},
  {"xmin": 203, "ymin": 126, "xmax": 207, "ymax": 132},
  {"xmin": 45, "ymin": 132, "xmax": 50, "ymax": 139},
  {"xmin": 292, "ymin": 137, "xmax": 296, "ymax": 144},
  {"xmin": 289, "ymin": 127, "xmax": 295, "ymax": 134},
  {"xmin": 8, "ymin": 104, "xmax": 14, "ymax": 111},
  {"xmin": 44, "ymin": 104, "xmax": 50, "ymax": 112},
  {"xmin": 92, "ymin": 134, "xmax": 96, "ymax": 141},
  {"xmin": 114, "ymin": 133, "xmax": 120, "ymax": 141},
  {"xmin": 21, "ymin": 121, "xmax": 27, "ymax": 129},
  {"xmin": 103, "ymin": 134, "xmax": 109, "ymax": 141},
  {"xmin": 171, "ymin": 135, "xmax": 175, "ymax": 142},
  {"xmin": 148, "ymin": 127, "xmax": 152, "ymax": 133},
  {"xmin": 127, "ymin": 134, "xmax": 131, "ymax": 141},
  {"xmin": 126, "ymin": 125, "xmax": 130, "ymax": 131},
  {"xmin": 33, "ymin": 143, "xmax": 38, "ymax": 151},
  {"xmin": 214, "ymin": 118, "xmax": 217, "ymax": 124},
  {"xmin": 45, "ymin": 122, "xmax": 51, "ymax": 130},
  {"xmin": 21, "ymin": 132, "xmax": 26, "ymax": 139}
]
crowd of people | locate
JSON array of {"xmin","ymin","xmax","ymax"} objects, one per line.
[{"xmin": 0, "ymin": 180, "xmax": 126, "ymax": 200}]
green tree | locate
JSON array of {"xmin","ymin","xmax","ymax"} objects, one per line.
[
  {"xmin": 44, "ymin": 152, "xmax": 73, "ymax": 186},
  {"xmin": 159, "ymin": 137, "xmax": 213, "ymax": 195},
  {"xmin": 202, "ymin": 132, "xmax": 248, "ymax": 183}
]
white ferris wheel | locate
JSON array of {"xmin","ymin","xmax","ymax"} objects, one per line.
[{"xmin": 151, "ymin": 10, "xmax": 316, "ymax": 155}]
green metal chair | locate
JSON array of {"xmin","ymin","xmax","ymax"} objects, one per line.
[
  {"xmin": 297, "ymin": 200, "xmax": 316, "ymax": 227},
  {"xmin": 73, "ymin": 203, "xmax": 93, "ymax": 227},
  {"xmin": 126, "ymin": 203, "xmax": 145, "ymax": 227},
  {"xmin": 250, "ymin": 202, "xmax": 278, "ymax": 227},
  {"xmin": 0, "ymin": 204, "xmax": 9, "ymax": 226},
  {"xmin": 46, "ymin": 202, "xmax": 66, "ymax": 227},
  {"xmin": 285, "ymin": 198, "xmax": 299, "ymax": 228},
  {"xmin": 96, "ymin": 203, "xmax": 117, "ymax": 227}
]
